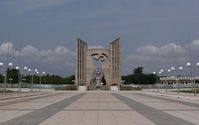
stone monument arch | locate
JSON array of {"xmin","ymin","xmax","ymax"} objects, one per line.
[{"xmin": 75, "ymin": 38, "xmax": 121, "ymax": 90}]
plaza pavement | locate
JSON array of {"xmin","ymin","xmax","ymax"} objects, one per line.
[{"xmin": 0, "ymin": 90, "xmax": 198, "ymax": 125}]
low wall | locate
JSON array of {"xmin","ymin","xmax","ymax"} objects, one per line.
[
  {"xmin": 122, "ymin": 83, "xmax": 199, "ymax": 89},
  {"xmin": 0, "ymin": 83, "xmax": 70, "ymax": 89}
]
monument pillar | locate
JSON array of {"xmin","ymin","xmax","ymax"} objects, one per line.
[{"xmin": 75, "ymin": 38, "xmax": 121, "ymax": 90}]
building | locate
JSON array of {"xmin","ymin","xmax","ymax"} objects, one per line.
[
  {"xmin": 75, "ymin": 38, "xmax": 121, "ymax": 90},
  {"xmin": 160, "ymin": 76, "xmax": 199, "ymax": 84}
]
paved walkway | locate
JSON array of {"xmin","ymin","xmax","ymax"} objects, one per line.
[{"xmin": 0, "ymin": 91, "xmax": 198, "ymax": 125}]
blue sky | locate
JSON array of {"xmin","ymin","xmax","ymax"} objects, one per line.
[{"xmin": 0, "ymin": 0, "xmax": 199, "ymax": 76}]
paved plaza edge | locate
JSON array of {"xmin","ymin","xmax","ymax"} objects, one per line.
[
  {"xmin": 112, "ymin": 93, "xmax": 195, "ymax": 125},
  {"xmin": 1, "ymin": 93, "xmax": 86, "ymax": 125}
]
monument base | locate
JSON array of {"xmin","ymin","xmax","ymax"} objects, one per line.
[
  {"xmin": 88, "ymin": 85, "xmax": 109, "ymax": 91},
  {"xmin": 78, "ymin": 86, "xmax": 87, "ymax": 91},
  {"xmin": 110, "ymin": 86, "xmax": 119, "ymax": 91}
]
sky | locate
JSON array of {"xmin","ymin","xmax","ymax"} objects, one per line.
[{"xmin": 0, "ymin": 0, "xmax": 199, "ymax": 76}]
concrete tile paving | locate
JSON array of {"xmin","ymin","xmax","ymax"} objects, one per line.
[{"xmin": 0, "ymin": 91, "xmax": 198, "ymax": 125}]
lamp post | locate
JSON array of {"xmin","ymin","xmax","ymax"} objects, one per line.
[
  {"xmin": 42, "ymin": 72, "xmax": 46, "ymax": 84},
  {"xmin": 153, "ymin": 72, "xmax": 158, "ymax": 91},
  {"xmin": 15, "ymin": 66, "xmax": 20, "ymax": 91},
  {"xmin": 34, "ymin": 69, "xmax": 39, "ymax": 91},
  {"xmin": 0, "ymin": 62, "xmax": 3, "ymax": 75},
  {"xmin": 160, "ymin": 69, "xmax": 165, "ymax": 92},
  {"xmin": 166, "ymin": 69, "xmax": 171, "ymax": 93},
  {"xmin": 186, "ymin": 62, "xmax": 195, "ymax": 96},
  {"xmin": 152, "ymin": 71, "xmax": 156, "ymax": 84},
  {"xmin": 178, "ymin": 66, "xmax": 183, "ymax": 94},
  {"xmin": 23, "ymin": 66, "xmax": 28, "ymax": 88},
  {"xmin": 0, "ymin": 62, "xmax": 3, "ymax": 73},
  {"xmin": 171, "ymin": 66, "xmax": 175, "ymax": 82},
  {"xmin": 0, "ymin": 62, "xmax": 3, "ymax": 90},
  {"xmin": 37, "ymin": 71, "xmax": 41, "ymax": 92},
  {"xmin": 28, "ymin": 69, "xmax": 33, "ymax": 92},
  {"xmin": 195, "ymin": 62, "xmax": 199, "ymax": 95},
  {"xmin": 7, "ymin": 62, "xmax": 13, "ymax": 86},
  {"xmin": 158, "ymin": 71, "xmax": 162, "ymax": 92}
]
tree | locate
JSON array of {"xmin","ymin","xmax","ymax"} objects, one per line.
[
  {"xmin": 122, "ymin": 67, "xmax": 156, "ymax": 85},
  {"xmin": 133, "ymin": 67, "xmax": 143, "ymax": 74}
]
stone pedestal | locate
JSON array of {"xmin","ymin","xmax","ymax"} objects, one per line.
[
  {"xmin": 78, "ymin": 86, "xmax": 87, "ymax": 91},
  {"xmin": 110, "ymin": 86, "xmax": 119, "ymax": 91}
]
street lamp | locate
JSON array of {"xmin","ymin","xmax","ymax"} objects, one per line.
[
  {"xmin": 194, "ymin": 62, "xmax": 199, "ymax": 95},
  {"xmin": 37, "ymin": 71, "xmax": 41, "ymax": 92},
  {"xmin": 153, "ymin": 72, "xmax": 158, "ymax": 90},
  {"xmin": 171, "ymin": 67, "xmax": 175, "ymax": 72},
  {"xmin": 42, "ymin": 72, "xmax": 46, "ymax": 84},
  {"xmin": 7, "ymin": 62, "xmax": 14, "ymax": 89},
  {"xmin": 16, "ymin": 66, "xmax": 19, "ymax": 70},
  {"xmin": 36, "ymin": 71, "xmax": 41, "ymax": 92},
  {"xmin": 8, "ymin": 62, "xmax": 13, "ymax": 67},
  {"xmin": 170, "ymin": 66, "xmax": 175, "ymax": 83},
  {"xmin": 196, "ymin": 62, "xmax": 199, "ymax": 68},
  {"xmin": 23, "ymin": 66, "xmax": 28, "ymax": 88},
  {"xmin": 24, "ymin": 67, "xmax": 28, "ymax": 71},
  {"xmin": 34, "ymin": 69, "xmax": 38, "ymax": 73},
  {"xmin": 0, "ymin": 62, "xmax": 3, "ymax": 74},
  {"xmin": 177, "ymin": 66, "xmax": 183, "ymax": 94},
  {"xmin": 186, "ymin": 62, "xmax": 195, "ymax": 96},
  {"xmin": 166, "ymin": 69, "xmax": 171, "ymax": 93},
  {"xmin": 187, "ymin": 62, "xmax": 191, "ymax": 67},
  {"xmin": 15, "ymin": 66, "xmax": 20, "ymax": 91},
  {"xmin": 0, "ymin": 62, "xmax": 3, "ymax": 90},
  {"xmin": 28, "ymin": 68, "xmax": 33, "ymax": 91},
  {"xmin": 157, "ymin": 71, "xmax": 162, "ymax": 92},
  {"xmin": 0, "ymin": 62, "xmax": 3, "ymax": 68}
]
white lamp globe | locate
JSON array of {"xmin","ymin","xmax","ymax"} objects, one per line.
[
  {"xmin": 8, "ymin": 62, "xmax": 13, "ymax": 67},
  {"xmin": 171, "ymin": 67, "xmax": 175, "ymax": 71},
  {"xmin": 42, "ymin": 72, "xmax": 45, "ymax": 75},
  {"xmin": 187, "ymin": 62, "xmax": 191, "ymax": 67},
  {"xmin": 196, "ymin": 62, "xmax": 199, "ymax": 68},
  {"xmin": 160, "ymin": 69, "xmax": 164, "ymax": 72},
  {"xmin": 168, "ymin": 69, "xmax": 171, "ymax": 72},
  {"xmin": 16, "ymin": 66, "xmax": 19, "ymax": 70},
  {"xmin": 24, "ymin": 67, "xmax": 28, "ymax": 70},
  {"xmin": 0, "ymin": 62, "xmax": 3, "ymax": 67},
  {"xmin": 179, "ymin": 66, "xmax": 183, "ymax": 71},
  {"xmin": 28, "ymin": 69, "xmax": 31, "ymax": 72}
]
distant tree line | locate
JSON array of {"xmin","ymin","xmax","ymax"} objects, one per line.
[
  {"xmin": 122, "ymin": 67, "xmax": 157, "ymax": 85},
  {"xmin": 0, "ymin": 68, "xmax": 75, "ymax": 84}
]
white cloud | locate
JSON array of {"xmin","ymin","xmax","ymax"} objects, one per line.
[
  {"xmin": 0, "ymin": 42, "xmax": 74, "ymax": 67},
  {"xmin": 0, "ymin": 42, "xmax": 15, "ymax": 56},
  {"xmin": 190, "ymin": 39, "xmax": 199, "ymax": 50},
  {"xmin": 136, "ymin": 45, "xmax": 159, "ymax": 56},
  {"xmin": 124, "ymin": 41, "xmax": 199, "ymax": 68},
  {"xmin": 136, "ymin": 43, "xmax": 185, "ymax": 58}
]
